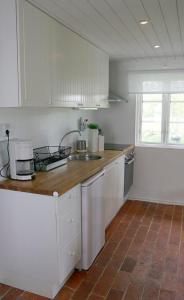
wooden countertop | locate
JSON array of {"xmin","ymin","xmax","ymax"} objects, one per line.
[{"xmin": 0, "ymin": 145, "xmax": 134, "ymax": 196}]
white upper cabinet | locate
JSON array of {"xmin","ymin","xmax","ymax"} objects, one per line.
[
  {"xmin": 0, "ymin": 0, "xmax": 19, "ymax": 107},
  {"xmin": 51, "ymin": 18, "xmax": 84, "ymax": 108},
  {"xmin": 0, "ymin": 0, "xmax": 109, "ymax": 108},
  {"xmin": 50, "ymin": 18, "xmax": 109, "ymax": 108},
  {"xmin": 18, "ymin": 0, "xmax": 52, "ymax": 106},
  {"xmin": 95, "ymin": 48, "xmax": 109, "ymax": 108}
]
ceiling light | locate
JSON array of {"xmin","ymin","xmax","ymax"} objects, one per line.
[
  {"xmin": 154, "ymin": 45, "xmax": 160, "ymax": 48},
  {"xmin": 139, "ymin": 20, "xmax": 149, "ymax": 25}
]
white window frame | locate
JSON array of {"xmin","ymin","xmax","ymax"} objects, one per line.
[{"xmin": 136, "ymin": 93, "xmax": 184, "ymax": 149}]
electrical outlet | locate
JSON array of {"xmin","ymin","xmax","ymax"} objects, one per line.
[
  {"xmin": 79, "ymin": 117, "xmax": 88, "ymax": 132},
  {"xmin": 0, "ymin": 124, "xmax": 10, "ymax": 139}
]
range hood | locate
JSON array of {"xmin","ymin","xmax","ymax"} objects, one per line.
[{"xmin": 108, "ymin": 91, "xmax": 128, "ymax": 103}]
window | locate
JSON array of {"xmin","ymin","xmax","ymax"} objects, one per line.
[{"xmin": 136, "ymin": 93, "xmax": 184, "ymax": 147}]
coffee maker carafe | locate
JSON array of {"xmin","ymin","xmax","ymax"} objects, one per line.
[{"xmin": 9, "ymin": 140, "xmax": 35, "ymax": 180}]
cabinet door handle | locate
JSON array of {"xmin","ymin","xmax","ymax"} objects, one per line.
[
  {"xmin": 78, "ymin": 103, "xmax": 83, "ymax": 106},
  {"xmin": 69, "ymin": 218, "xmax": 74, "ymax": 223},
  {"xmin": 96, "ymin": 104, "xmax": 101, "ymax": 107}
]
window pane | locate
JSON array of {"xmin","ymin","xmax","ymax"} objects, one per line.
[
  {"xmin": 170, "ymin": 102, "xmax": 184, "ymax": 122},
  {"xmin": 141, "ymin": 122, "xmax": 162, "ymax": 143},
  {"xmin": 170, "ymin": 94, "xmax": 184, "ymax": 102},
  {"xmin": 143, "ymin": 94, "xmax": 162, "ymax": 101},
  {"xmin": 168, "ymin": 123, "xmax": 184, "ymax": 144},
  {"xmin": 142, "ymin": 102, "xmax": 162, "ymax": 122}
]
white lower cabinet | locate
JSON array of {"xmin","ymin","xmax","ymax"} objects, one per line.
[
  {"xmin": 0, "ymin": 157, "xmax": 124, "ymax": 298},
  {"xmin": 0, "ymin": 185, "xmax": 81, "ymax": 299},
  {"xmin": 104, "ymin": 155, "xmax": 125, "ymax": 228},
  {"xmin": 104, "ymin": 161, "xmax": 118, "ymax": 227}
]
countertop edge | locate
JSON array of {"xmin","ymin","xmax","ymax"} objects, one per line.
[{"xmin": 0, "ymin": 146, "xmax": 134, "ymax": 197}]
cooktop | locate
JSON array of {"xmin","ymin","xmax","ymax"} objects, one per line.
[{"xmin": 104, "ymin": 143, "xmax": 130, "ymax": 150}]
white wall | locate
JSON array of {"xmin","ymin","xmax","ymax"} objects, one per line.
[
  {"xmin": 0, "ymin": 108, "xmax": 94, "ymax": 176},
  {"xmin": 96, "ymin": 58, "xmax": 184, "ymax": 205},
  {"xmin": 95, "ymin": 100, "xmax": 135, "ymax": 144},
  {"xmin": 131, "ymin": 147, "xmax": 184, "ymax": 205}
]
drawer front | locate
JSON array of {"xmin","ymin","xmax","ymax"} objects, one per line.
[
  {"xmin": 59, "ymin": 235, "xmax": 81, "ymax": 282},
  {"xmin": 58, "ymin": 185, "xmax": 81, "ymax": 216},
  {"xmin": 59, "ymin": 210, "xmax": 81, "ymax": 247},
  {"xmin": 57, "ymin": 184, "xmax": 81, "ymax": 247}
]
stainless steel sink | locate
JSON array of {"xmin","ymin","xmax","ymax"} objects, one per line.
[{"xmin": 68, "ymin": 153, "xmax": 102, "ymax": 161}]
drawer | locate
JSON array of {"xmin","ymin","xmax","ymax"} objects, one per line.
[
  {"xmin": 58, "ymin": 184, "xmax": 81, "ymax": 216},
  {"xmin": 59, "ymin": 234, "xmax": 81, "ymax": 282},
  {"xmin": 59, "ymin": 210, "xmax": 81, "ymax": 247}
]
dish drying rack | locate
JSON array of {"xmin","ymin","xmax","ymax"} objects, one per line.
[{"xmin": 33, "ymin": 146, "xmax": 72, "ymax": 171}]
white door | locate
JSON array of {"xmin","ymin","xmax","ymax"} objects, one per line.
[
  {"xmin": 19, "ymin": 0, "xmax": 52, "ymax": 106},
  {"xmin": 95, "ymin": 49, "xmax": 109, "ymax": 109},
  {"xmin": 82, "ymin": 171, "xmax": 105, "ymax": 269},
  {"xmin": 84, "ymin": 43, "xmax": 98, "ymax": 108},
  {"xmin": 79, "ymin": 40, "xmax": 89, "ymax": 107},
  {"xmin": 104, "ymin": 156, "xmax": 125, "ymax": 228},
  {"xmin": 51, "ymin": 18, "xmax": 84, "ymax": 107},
  {"xmin": 0, "ymin": 0, "xmax": 19, "ymax": 107},
  {"xmin": 99, "ymin": 52, "xmax": 109, "ymax": 108},
  {"xmin": 104, "ymin": 161, "xmax": 118, "ymax": 228},
  {"xmin": 57, "ymin": 185, "xmax": 81, "ymax": 283}
]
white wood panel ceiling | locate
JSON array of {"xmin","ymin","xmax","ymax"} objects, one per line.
[{"xmin": 31, "ymin": 0, "xmax": 184, "ymax": 59}]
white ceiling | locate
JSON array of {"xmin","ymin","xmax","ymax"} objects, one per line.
[{"xmin": 31, "ymin": 0, "xmax": 184, "ymax": 59}]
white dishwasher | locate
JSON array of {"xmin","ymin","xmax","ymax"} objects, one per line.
[{"xmin": 81, "ymin": 170, "xmax": 105, "ymax": 270}]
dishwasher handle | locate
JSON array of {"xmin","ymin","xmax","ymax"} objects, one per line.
[
  {"xmin": 82, "ymin": 170, "xmax": 105, "ymax": 187},
  {"xmin": 125, "ymin": 158, "xmax": 134, "ymax": 165}
]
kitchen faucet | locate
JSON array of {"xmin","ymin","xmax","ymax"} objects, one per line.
[{"xmin": 59, "ymin": 130, "xmax": 81, "ymax": 150}]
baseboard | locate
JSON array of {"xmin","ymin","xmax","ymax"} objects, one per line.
[
  {"xmin": 127, "ymin": 195, "xmax": 184, "ymax": 206},
  {"xmin": 124, "ymin": 193, "xmax": 129, "ymax": 201}
]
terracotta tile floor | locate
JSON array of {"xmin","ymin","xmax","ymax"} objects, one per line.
[{"xmin": 1, "ymin": 200, "xmax": 184, "ymax": 300}]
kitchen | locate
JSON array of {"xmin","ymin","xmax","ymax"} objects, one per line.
[{"xmin": 0, "ymin": 0, "xmax": 184, "ymax": 300}]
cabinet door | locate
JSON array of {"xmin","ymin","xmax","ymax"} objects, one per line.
[
  {"xmin": 18, "ymin": 0, "xmax": 52, "ymax": 106},
  {"xmin": 104, "ymin": 161, "xmax": 118, "ymax": 228},
  {"xmin": 85, "ymin": 45, "xmax": 109, "ymax": 109},
  {"xmin": 88, "ymin": 45, "xmax": 99, "ymax": 108},
  {"xmin": 95, "ymin": 49, "xmax": 109, "ymax": 109},
  {"xmin": 98, "ymin": 52, "xmax": 109, "ymax": 108},
  {"xmin": 0, "ymin": 0, "xmax": 19, "ymax": 107},
  {"xmin": 79, "ymin": 40, "xmax": 95, "ymax": 108},
  {"xmin": 51, "ymin": 19, "xmax": 83, "ymax": 107},
  {"xmin": 104, "ymin": 156, "xmax": 125, "ymax": 228}
]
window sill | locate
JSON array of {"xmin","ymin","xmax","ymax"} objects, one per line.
[{"xmin": 136, "ymin": 143, "xmax": 184, "ymax": 150}]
